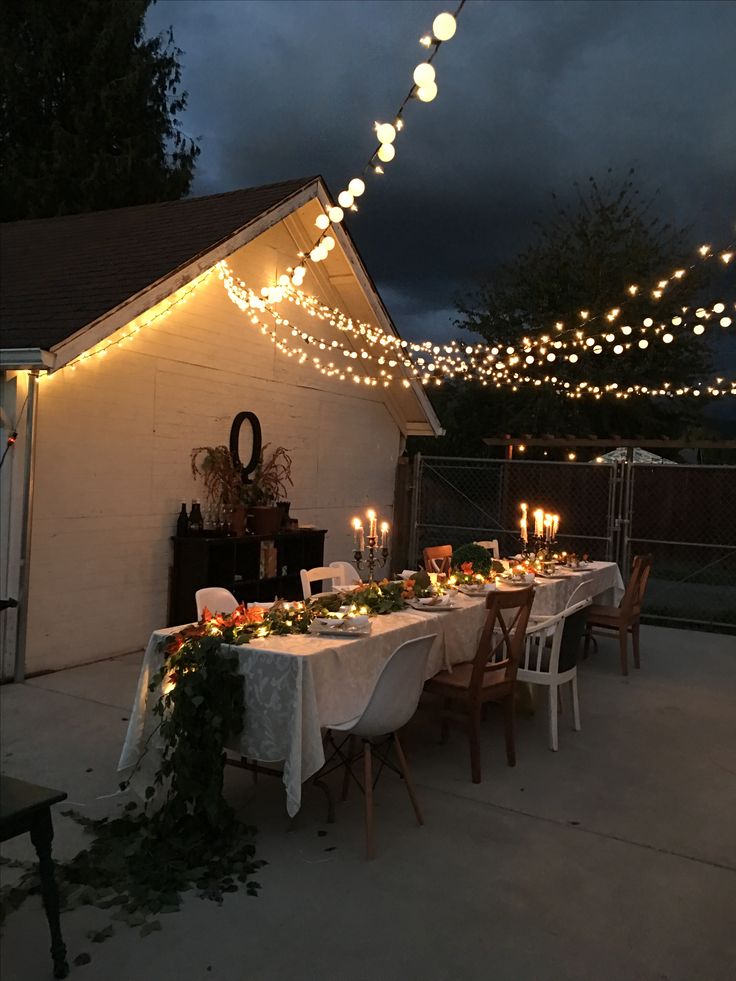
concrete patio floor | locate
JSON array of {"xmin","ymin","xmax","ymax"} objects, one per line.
[{"xmin": 2, "ymin": 624, "xmax": 735, "ymax": 980}]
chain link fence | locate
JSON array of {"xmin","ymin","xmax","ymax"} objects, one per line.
[
  {"xmin": 625, "ymin": 464, "xmax": 736, "ymax": 629},
  {"xmin": 408, "ymin": 454, "xmax": 736, "ymax": 631}
]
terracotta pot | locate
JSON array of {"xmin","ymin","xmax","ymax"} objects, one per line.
[
  {"xmin": 248, "ymin": 505, "xmax": 283, "ymax": 537},
  {"xmin": 230, "ymin": 506, "xmax": 248, "ymax": 537}
]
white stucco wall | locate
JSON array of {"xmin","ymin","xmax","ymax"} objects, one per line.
[{"xmin": 22, "ymin": 218, "xmax": 410, "ymax": 673}]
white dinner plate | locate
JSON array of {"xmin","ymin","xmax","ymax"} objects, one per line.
[{"xmin": 407, "ymin": 598, "xmax": 456, "ymax": 612}]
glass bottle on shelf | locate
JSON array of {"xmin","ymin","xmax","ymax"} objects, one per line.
[
  {"xmin": 188, "ymin": 499, "xmax": 204, "ymax": 534},
  {"xmin": 176, "ymin": 502, "xmax": 188, "ymax": 537}
]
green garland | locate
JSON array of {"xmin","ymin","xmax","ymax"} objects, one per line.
[
  {"xmin": 2, "ymin": 585, "xmax": 411, "ymax": 960},
  {"xmin": 1, "ymin": 613, "xmax": 265, "ymax": 961}
]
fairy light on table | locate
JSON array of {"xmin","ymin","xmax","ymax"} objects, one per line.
[{"xmin": 351, "ymin": 510, "xmax": 390, "ymax": 582}]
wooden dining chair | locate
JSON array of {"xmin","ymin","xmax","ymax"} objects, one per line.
[
  {"xmin": 423, "ymin": 544, "xmax": 453, "ymax": 575},
  {"xmin": 424, "ymin": 587, "xmax": 534, "ymax": 783},
  {"xmin": 583, "ymin": 554, "xmax": 653, "ymax": 675}
]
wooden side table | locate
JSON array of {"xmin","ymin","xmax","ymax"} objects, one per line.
[{"xmin": 0, "ymin": 775, "xmax": 69, "ymax": 978}]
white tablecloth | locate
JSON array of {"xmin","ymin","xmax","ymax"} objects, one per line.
[{"xmin": 119, "ymin": 562, "xmax": 623, "ymax": 815}]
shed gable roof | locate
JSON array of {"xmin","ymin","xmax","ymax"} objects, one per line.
[{"xmin": 0, "ymin": 177, "xmax": 318, "ymax": 350}]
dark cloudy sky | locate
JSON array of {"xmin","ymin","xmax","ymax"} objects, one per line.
[{"xmin": 146, "ymin": 0, "xmax": 736, "ymax": 340}]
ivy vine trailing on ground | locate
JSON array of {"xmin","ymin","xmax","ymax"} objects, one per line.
[
  {"xmin": 0, "ymin": 611, "xmax": 266, "ymax": 959},
  {"xmin": 1, "ymin": 584, "xmax": 410, "ymax": 958}
]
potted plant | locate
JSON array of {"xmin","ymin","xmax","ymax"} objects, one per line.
[
  {"xmin": 246, "ymin": 444, "xmax": 293, "ymax": 536},
  {"xmin": 190, "ymin": 445, "xmax": 251, "ymax": 536}
]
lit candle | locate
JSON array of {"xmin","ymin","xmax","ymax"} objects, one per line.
[
  {"xmin": 352, "ymin": 517, "xmax": 361, "ymax": 547},
  {"xmin": 534, "ymin": 508, "xmax": 544, "ymax": 539},
  {"xmin": 544, "ymin": 514, "xmax": 552, "ymax": 542},
  {"xmin": 520, "ymin": 502, "xmax": 528, "ymax": 543},
  {"xmin": 380, "ymin": 521, "xmax": 390, "ymax": 548},
  {"xmin": 367, "ymin": 509, "xmax": 377, "ymax": 541},
  {"xmin": 552, "ymin": 514, "xmax": 559, "ymax": 539}
]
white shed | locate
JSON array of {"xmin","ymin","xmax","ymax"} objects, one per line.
[{"xmin": 0, "ymin": 177, "xmax": 441, "ymax": 679}]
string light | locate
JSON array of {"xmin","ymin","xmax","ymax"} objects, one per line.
[
  {"xmin": 42, "ymin": 268, "xmax": 216, "ymax": 377},
  {"xmin": 301, "ymin": 4, "xmax": 466, "ymax": 276},
  {"xmin": 216, "ymin": 261, "xmax": 734, "ymax": 398}
]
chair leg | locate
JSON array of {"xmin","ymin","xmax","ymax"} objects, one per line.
[
  {"xmin": 341, "ymin": 735, "xmax": 356, "ymax": 801},
  {"xmin": 548, "ymin": 685, "xmax": 559, "ymax": 752},
  {"xmin": 631, "ymin": 622, "xmax": 641, "ymax": 669},
  {"xmin": 618, "ymin": 625, "xmax": 629, "ymax": 676},
  {"xmin": 571, "ymin": 675, "xmax": 581, "ymax": 732},
  {"xmin": 440, "ymin": 697, "xmax": 451, "ymax": 744},
  {"xmin": 503, "ymin": 695, "xmax": 516, "ymax": 767},
  {"xmin": 363, "ymin": 741, "xmax": 375, "ymax": 859},
  {"xmin": 469, "ymin": 705, "xmax": 482, "ymax": 783},
  {"xmin": 393, "ymin": 731, "xmax": 423, "ymax": 826}
]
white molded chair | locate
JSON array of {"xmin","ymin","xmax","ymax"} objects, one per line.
[
  {"xmin": 300, "ymin": 566, "xmax": 343, "ymax": 600},
  {"xmin": 518, "ymin": 598, "xmax": 591, "ymax": 751},
  {"xmin": 474, "ymin": 539, "xmax": 500, "ymax": 559},
  {"xmin": 321, "ymin": 633, "xmax": 437, "ymax": 858},
  {"xmin": 195, "ymin": 587, "xmax": 238, "ymax": 619},
  {"xmin": 329, "ymin": 560, "xmax": 362, "ymax": 587}
]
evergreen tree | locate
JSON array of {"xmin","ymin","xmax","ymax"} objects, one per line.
[{"xmin": 0, "ymin": 0, "xmax": 199, "ymax": 220}]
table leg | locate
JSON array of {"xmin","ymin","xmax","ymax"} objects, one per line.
[{"xmin": 29, "ymin": 809, "xmax": 69, "ymax": 980}]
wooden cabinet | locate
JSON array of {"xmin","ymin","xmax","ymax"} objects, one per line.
[{"xmin": 168, "ymin": 529, "xmax": 327, "ymax": 626}]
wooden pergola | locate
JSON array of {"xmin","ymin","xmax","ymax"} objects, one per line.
[{"xmin": 482, "ymin": 436, "xmax": 736, "ymax": 460}]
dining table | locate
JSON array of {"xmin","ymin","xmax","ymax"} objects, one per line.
[{"xmin": 119, "ymin": 561, "xmax": 624, "ymax": 816}]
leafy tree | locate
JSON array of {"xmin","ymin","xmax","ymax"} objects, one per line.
[
  {"xmin": 0, "ymin": 0, "xmax": 199, "ymax": 220},
  {"xmin": 422, "ymin": 173, "xmax": 715, "ymax": 457}
]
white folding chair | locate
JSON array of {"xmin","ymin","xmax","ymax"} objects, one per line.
[
  {"xmin": 518, "ymin": 598, "xmax": 591, "ymax": 751},
  {"xmin": 195, "ymin": 587, "xmax": 238, "ymax": 619},
  {"xmin": 474, "ymin": 539, "xmax": 500, "ymax": 559},
  {"xmin": 300, "ymin": 566, "xmax": 343, "ymax": 600},
  {"xmin": 329, "ymin": 560, "xmax": 362, "ymax": 587},
  {"xmin": 321, "ymin": 634, "xmax": 437, "ymax": 858}
]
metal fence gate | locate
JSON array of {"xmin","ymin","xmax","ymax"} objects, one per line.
[{"xmin": 407, "ymin": 454, "xmax": 736, "ymax": 631}]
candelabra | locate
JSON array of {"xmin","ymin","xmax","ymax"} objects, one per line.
[
  {"xmin": 520, "ymin": 535, "xmax": 558, "ymax": 557},
  {"xmin": 353, "ymin": 536, "xmax": 389, "ymax": 583}
]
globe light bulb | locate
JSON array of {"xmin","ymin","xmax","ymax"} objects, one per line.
[
  {"xmin": 328, "ymin": 206, "xmax": 344, "ymax": 223},
  {"xmin": 309, "ymin": 247, "xmax": 321, "ymax": 262},
  {"xmin": 662, "ymin": 333, "xmax": 674, "ymax": 343},
  {"xmin": 375, "ymin": 122, "xmax": 396, "ymax": 144},
  {"xmin": 323, "ymin": 235, "xmax": 336, "ymax": 251},
  {"xmin": 713, "ymin": 302, "xmax": 725, "ymax": 313},
  {"xmin": 338, "ymin": 190, "xmax": 354, "ymax": 208},
  {"xmin": 413, "ymin": 62, "xmax": 436, "ymax": 87},
  {"xmin": 417, "ymin": 81, "xmax": 438, "ymax": 102},
  {"xmin": 315, "ymin": 214, "xmax": 330, "ymax": 231},
  {"xmin": 433, "ymin": 12, "xmax": 457, "ymax": 41},
  {"xmin": 693, "ymin": 324, "xmax": 705, "ymax": 335},
  {"xmin": 377, "ymin": 143, "xmax": 395, "ymax": 162},
  {"xmin": 348, "ymin": 177, "xmax": 365, "ymax": 197},
  {"xmin": 278, "ymin": 274, "xmax": 290, "ymax": 286},
  {"xmin": 639, "ymin": 339, "xmax": 649, "ymax": 349}
]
